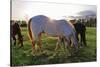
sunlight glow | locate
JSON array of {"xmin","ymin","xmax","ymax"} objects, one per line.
[{"xmin": 12, "ymin": 0, "xmax": 96, "ymax": 20}]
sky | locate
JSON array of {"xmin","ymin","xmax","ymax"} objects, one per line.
[{"xmin": 11, "ymin": 0, "xmax": 97, "ymax": 20}]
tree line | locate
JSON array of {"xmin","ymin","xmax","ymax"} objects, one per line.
[{"xmin": 80, "ymin": 17, "xmax": 96, "ymax": 27}]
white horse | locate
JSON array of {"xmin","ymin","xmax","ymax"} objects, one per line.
[{"xmin": 28, "ymin": 15, "xmax": 78, "ymax": 52}]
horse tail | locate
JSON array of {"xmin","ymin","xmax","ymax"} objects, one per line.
[{"xmin": 28, "ymin": 18, "xmax": 34, "ymax": 42}]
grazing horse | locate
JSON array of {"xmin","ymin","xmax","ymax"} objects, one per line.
[
  {"xmin": 11, "ymin": 21, "xmax": 23, "ymax": 47},
  {"xmin": 28, "ymin": 15, "xmax": 78, "ymax": 52},
  {"xmin": 73, "ymin": 22, "xmax": 87, "ymax": 46}
]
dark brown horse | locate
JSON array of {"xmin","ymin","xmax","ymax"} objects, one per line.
[
  {"xmin": 69, "ymin": 19, "xmax": 87, "ymax": 47},
  {"xmin": 11, "ymin": 21, "xmax": 23, "ymax": 47},
  {"xmin": 73, "ymin": 22, "xmax": 87, "ymax": 47}
]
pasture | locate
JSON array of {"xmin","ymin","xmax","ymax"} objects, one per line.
[{"xmin": 11, "ymin": 27, "xmax": 96, "ymax": 66}]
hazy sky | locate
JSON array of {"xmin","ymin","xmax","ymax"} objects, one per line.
[{"xmin": 12, "ymin": 0, "xmax": 96, "ymax": 20}]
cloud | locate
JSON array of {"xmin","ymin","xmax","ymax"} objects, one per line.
[{"xmin": 77, "ymin": 10, "xmax": 96, "ymax": 16}]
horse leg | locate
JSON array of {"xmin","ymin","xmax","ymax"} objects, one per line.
[
  {"xmin": 29, "ymin": 33, "xmax": 36, "ymax": 54},
  {"xmin": 53, "ymin": 37, "xmax": 61, "ymax": 56},
  {"xmin": 32, "ymin": 41, "xmax": 36, "ymax": 53},
  {"xmin": 37, "ymin": 33, "xmax": 42, "ymax": 52},
  {"xmin": 76, "ymin": 32, "xmax": 79, "ymax": 42},
  {"xmin": 18, "ymin": 35, "xmax": 23, "ymax": 48},
  {"xmin": 13, "ymin": 36, "xmax": 16, "ymax": 46},
  {"xmin": 62, "ymin": 37, "xmax": 67, "ymax": 54},
  {"xmin": 78, "ymin": 32, "xmax": 82, "ymax": 48},
  {"xmin": 32, "ymin": 40, "xmax": 36, "ymax": 49},
  {"xmin": 29, "ymin": 35, "xmax": 36, "ymax": 53},
  {"xmin": 30, "ymin": 39, "xmax": 36, "ymax": 55},
  {"xmin": 60, "ymin": 37, "xmax": 68, "ymax": 52},
  {"xmin": 64, "ymin": 37, "xmax": 72, "ymax": 56},
  {"xmin": 81, "ymin": 31, "xmax": 87, "ymax": 46},
  {"xmin": 55, "ymin": 37, "xmax": 61, "ymax": 51}
]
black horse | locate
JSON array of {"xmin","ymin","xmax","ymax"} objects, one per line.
[
  {"xmin": 60, "ymin": 20, "xmax": 87, "ymax": 49},
  {"xmin": 11, "ymin": 21, "xmax": 23, "ymax": 47},
  {"xmin": 73, "ymin": 22, "xmax": 87, "ymax": 46}
]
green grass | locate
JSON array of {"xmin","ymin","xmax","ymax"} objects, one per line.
[{"xmin": 11, "ymin": 27, "xmax": 96, "ymax": 66}]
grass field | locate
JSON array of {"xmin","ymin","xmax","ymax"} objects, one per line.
[{"xmin": 11, "ymin": 27, "xmax": 96, "ymax": 66}]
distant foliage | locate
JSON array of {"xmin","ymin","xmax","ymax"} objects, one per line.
[
  {"xmin": 10, "ymin": 20, "xmax": 27, "ymax": 27},
  {"xmin": 78, "ymin": 18, "xmax": 96, "ymax": 27},
  {"xmin": 20, "ymin": 20, "xmax": 27, "ymax": 27}
]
